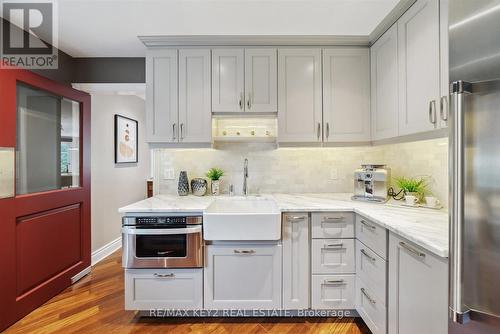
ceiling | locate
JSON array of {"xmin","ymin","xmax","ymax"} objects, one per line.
[{"xmin": 57, "ymin": 0, "xmax": 400, "ymax": 57}]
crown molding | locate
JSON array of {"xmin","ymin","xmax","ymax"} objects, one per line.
[
  {"xmin": 138, "ymin": 35, "xmax": 370, "ymax": 47},
  {"xmin": 369, "ymin": 0, "xmax": 417, "ymax": 45}
]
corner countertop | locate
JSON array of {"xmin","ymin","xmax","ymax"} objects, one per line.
[{"xmin": 119, "ymin": 193, "xmax": 449, "ymax": 258}]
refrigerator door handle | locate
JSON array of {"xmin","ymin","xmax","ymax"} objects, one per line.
[{"xmin": 449, "ymin": 80, "xmax": 472, "ymax": 325}]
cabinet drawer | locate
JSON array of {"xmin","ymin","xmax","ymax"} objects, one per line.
[
  {"xmin": 312, "ymin": 239, "xmax": 355, "ymax": 274},
  {"xmin": 312, "ymin": 212, "xmax": 354, "ymax": 238},
  {"xmin": 312, "ymin": 274, "xmax": 355, "ymax": 309},
  {"xmin": 356, "ymin": 215, "xmax": 387, "ymax": 259},
  {"xmin": 356, "ymin": 240, "xmax": 387, "ymax": 306},
  {"xmin": 356, "ymin": 278, "xmax": 387, "ymax": 334},
  {"xmin": 125, "ymin": 269, "xmax": 203, "ymax": 310}
]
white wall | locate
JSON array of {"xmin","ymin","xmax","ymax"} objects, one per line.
[
  {"xmin": 91, "ymin": 94, "xmax": 149, "ymax": 252},
  {"xmin": 154, "ymin": 138, "xmax": 449, "ymax": 206}
]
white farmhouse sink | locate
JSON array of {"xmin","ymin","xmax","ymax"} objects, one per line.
[{"xmin": 203, "ymin": 196, "xmax": 281, "ymax": 241}]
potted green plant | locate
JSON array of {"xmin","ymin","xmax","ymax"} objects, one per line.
[
  {"xmin": 206, "ymin": 167, "xmax": 224, "ymax": 196},
  {"xmin": 394, "ymin": 176, "xmax": 428, "ymax": 206}
]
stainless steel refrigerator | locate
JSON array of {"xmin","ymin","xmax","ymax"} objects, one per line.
[{"xmin": 449, "ymin": 1, "xmax": 500, "ymax": 333}]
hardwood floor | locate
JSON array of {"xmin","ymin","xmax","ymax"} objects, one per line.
[{"xmin": 5, "ymin": 250, "xmax": 371, "ymax": 334}]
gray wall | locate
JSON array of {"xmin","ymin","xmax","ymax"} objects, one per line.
[
  {"xmin": 2, "ymin": 18, "xmax": 145, "ymax": 85},
  {"xmin": 73, "ymin": 58, "xmax": 145, "ymax": 83},
  {"xmin": 90, "ymin": 94, "xmax": 149, "ymax": 252}
]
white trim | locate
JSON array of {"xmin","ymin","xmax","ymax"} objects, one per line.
[
  {"xmin": 91, "ymin": 236, "xmax": 122, "ymax": 266},
  {"xmin": 71, "ymin": 266, "xmax": 91, "ymax": 284},
  {"xmin": 138, "ymin": 35, "xmax": 370, "ymax": 47},
  {"xmin": 72, "ymin": 83, "xmax": 146, "ymax": 100}
]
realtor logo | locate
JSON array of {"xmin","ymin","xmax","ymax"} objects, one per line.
[{"xmin": 1, "ymin": 0, "xmax": 58, "ymax": 69}]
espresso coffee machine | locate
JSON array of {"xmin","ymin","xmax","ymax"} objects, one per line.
[{"xmin": 352, "ymin": 164, "xmax": 390, "ymax": 203}]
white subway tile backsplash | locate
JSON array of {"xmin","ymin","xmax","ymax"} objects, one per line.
[{"xmin": 153, "ymin": 138, "xmax": 448, "ymax": 206}]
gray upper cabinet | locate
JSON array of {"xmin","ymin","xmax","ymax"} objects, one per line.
[
  {"xmin": 245, "ymin": 48, "xmax": 278, "ymax": 113},
  {"xmin": 323, "ymin": 48, "xmax": 370, "ymax": 142},
  {"xmin": 371, "ymin": 24, "xmax": 399, "ymax": 141},
  {"xmin": 212, "ymin": 49, "xmax": 245, "ymax": 113},
  {"xmin": 278, "ymin": 48, "xmax": 323, "ymax": 143},
  {"xmin": 212, "ymin": 48, "xmax": 277, "ymax": 113},
  {"xmin": 178, "ymin": 49, "xmax": 212, "ymax": 143},
  {"xmin": 397, "ymin": 0, "xmax": 441, "ymax": 135},
  {"xmin": 438, "ymin": 0, "xmax": 449, "ymax": 129},
  {"xmin": 146, "ymin": 49, "xmax": 178, "ymax": 143},
  {"xmin": 146, "ymin": 48, "xmax": 211, "ymax": 144}
]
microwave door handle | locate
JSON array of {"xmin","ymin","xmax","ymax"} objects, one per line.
[
  {"xmin": 121, "ymin": 226, "xmax": 202, "ymax": 235},
  {"xmin": 450, "ymin": 80, "xmax": 472, "ymax": 324}
]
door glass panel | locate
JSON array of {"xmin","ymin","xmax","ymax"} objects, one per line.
[{"xmin": 16, "ymin": 83, "xmax": 80, "ymax": 195}]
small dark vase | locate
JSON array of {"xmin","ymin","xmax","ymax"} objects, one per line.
[{"xmin": 178, "ymin": 171, "xmax": 189, "ymax": 196}]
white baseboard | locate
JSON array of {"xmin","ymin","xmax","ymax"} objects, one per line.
[{"xmin": 91, "ymin": 236, "xmax": 122, "ymax": 266}]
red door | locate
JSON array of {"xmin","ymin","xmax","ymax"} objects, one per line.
[{"xmin": 0, "ymin": 67, "xmax": 91, "ymax": 331}]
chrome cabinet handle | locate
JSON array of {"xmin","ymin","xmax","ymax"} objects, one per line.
[
  {"xmin": 154, "ymin": 273, "xmax": 175, "ymax": 278},
  {"xmin": 234, "ymin": 249, "xmax": 255, "ymax": 254},
  {"xmin": 247, "ymin": 92, "xmax": 251, "ymax": 110},
  {"xmin": 440, "ymin": 95, "xmax": 449, "ymax": 121},
  {"xmin": 323, "ymin": 279, "xmax": 345, "ymax": 285},
  {"xmin": 360, "ymin": 249, "xmax": 376, "ymax": 262},
  {"xmin": 399, "ymin": 241, "xmax": 425, "ymax": 258},
  {"xmin": 317, "ymin": 123, "xmax": 321, "ymax": 140},
  {"xmin": 323, "ymin": 243, "xmax": 344, "ymax": 249},
  {"xmin": 361, "ymin": 288, "xmax": 376, "ymax": 305},
  {"xmin": 326, "ymin": 122, "xmax": 330, "ymax": 140},
  {"xmin": 239, "ymin": 92, "xmax": 244, "ymax": 110},
  {"xmin": 172, "ymin": 123, "xmax": 176, "ymax": 141},
  {"xmin": 288, "ymin": 215, "xmax": 307, "ymax": 222},
  {"xmin": 322, "ymin": 216, "xmax": 345, "ymax": 223},
  {"xmin": 429, "ymin": 99, "xmax": 437, "ymax": 124},
  {"xmin": 450, "ymin": 80, "xmax": 471, "ymax": 324},
  {"xmin": 360, "ymin": 220, "xmax": 376, "ymax": 231},
  {"xmin": 180, "ymin": 123, "xmax": 184, "ymax": 140}
]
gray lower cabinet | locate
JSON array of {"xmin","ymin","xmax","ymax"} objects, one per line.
[
  {"xmin": 282, "ymin": 213, "xmax": 310, "ymax": 309},
  {"xmin": 311, "ymin": 212, "xmax": 356, "ymax": 310},
  {"xmin": 388, "ymin": 233, "xmax": 448, "ymax": 334},
  {"xmin": 125, "ymin": 268, "xmax": 203, "ymax": 310},
  {"xmin": 204, "ymin": 243, "xmax": 282, "ymax": 309}
]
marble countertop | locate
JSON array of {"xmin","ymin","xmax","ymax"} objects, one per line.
[{"xmin": 119, "ymin": 193, "xmax": 449, "ymax": 258}]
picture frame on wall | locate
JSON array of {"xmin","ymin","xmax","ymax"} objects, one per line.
[{"xmin": 114, "ymin": 114, "xmax": 138, "ymax": 164}]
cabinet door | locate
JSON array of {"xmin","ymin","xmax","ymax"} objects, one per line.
[
  {"xmin": 204, "ymin": 243, "xmax": 282, "ymax": 309},
  {"xmin": 438, "ymin": 0, "xmax": 449, "ymax": 128},
  {"xmin": 146, "ymin": 49, "xmax": 178, "ymax": 142},
  {"xmin": 322, "ymin": 48, "xmax": 370, "ymax": 142},
  {"xmin": 371, "ymin": 24, "xmax": 399, "ymax": 140},
  {"xmin": 282, "ymin": 213, "xmax": 309, "ymax": 309},
  {"xmin": 388, "ymin": 233, "xmax": 448, "ymax": 334},
  {"xmin": 245, "ymin": 48, "xmax": 277, "ymax": 113},
  {"xmin": 212, "ymin": 49, "xmax": 244, "ymax": 112},
  {"xmin": 178, "ymin": 49, "xmax": 212, "ymax": 143},
  {"xmin": 398, "ymin": 0, "xmax": 440, "ymax": 135},
  {"xmin": 278, "ymin": 48, "xmax": 323, "ymax": 143}
]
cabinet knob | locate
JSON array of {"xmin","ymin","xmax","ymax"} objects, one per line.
[
  {"xmin": 172, "ymin": 123, "xmax": 176, "ymax": 141},
  {"xmin": 317, "ymin": 123, "xmax": 321, "ymax": 140}
]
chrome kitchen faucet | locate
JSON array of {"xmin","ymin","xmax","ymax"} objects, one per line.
[{"xmin": 243, "ymin": 158, "xmax": 249, "ymax": 196}]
